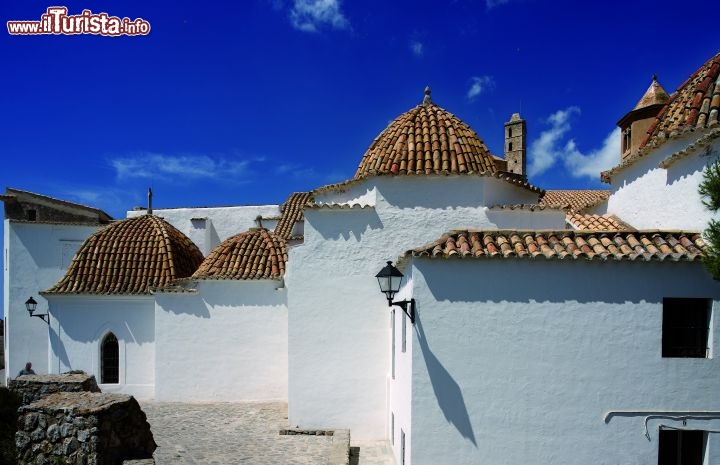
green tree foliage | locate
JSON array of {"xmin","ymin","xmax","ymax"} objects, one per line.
[
  {"xmin": 699, "ymin": 160, "xmax": 720, "ymax": 279},
  {"xmin": 0, "ymin": 387, "xmax": 20, "ymax": 465}
]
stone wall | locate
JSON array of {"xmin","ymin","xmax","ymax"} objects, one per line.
[
  {"xmin": 9, "ymin": 372, "xmax": 100, "ymax": 405},
  {"xmin": 16, "ymin": 392, "xmax": 156, "ymax": 465}
]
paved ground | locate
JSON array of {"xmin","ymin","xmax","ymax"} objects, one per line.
[
  {"xmin": 0, "ymin": 369, "xmax": 5, "ymax": 387},
  {"xmin": 349, "ymin": 441, "xmax": 395, "ymax": 465},
  {"xmin": 140, "ymin": 401, "xmax": 396, "ymax": 465}
]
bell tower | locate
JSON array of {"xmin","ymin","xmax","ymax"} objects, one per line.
[{"xmin": 504, "ymin": 113, "xmax": 526, "ymax": 177}]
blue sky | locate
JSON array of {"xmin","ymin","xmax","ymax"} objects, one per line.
[
  {"xmin": 2, "ymin": 0, "xmax": 718, "ymax": 217},
  {"xmin": 1, "ymin": 1, "xmax": 718, "ymax": 299}
]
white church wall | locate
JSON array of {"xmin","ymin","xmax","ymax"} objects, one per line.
[
  {"xmin": 408, "ymin": 258, "xmax": 720, "ymax": 465},
  {"xmin": 46, "ymin": 295, "xmax": 155, "ymax": 399},
  {"xmin": 388, "ymin": 270, "xmax": 414, "ymax": 465},
  {"xmin": 584, "ymin": 202, "xmax": 609, "ymax": 215},
  {"xmin": 287, "ymin": 175, "xmax": 541, "ymax": 439},
  {"xmin": 127, "ymin": 205, "xmax": 280, "ymax": 255},
  {"xmin": 485, "ymin": 208, "xmax": 566, "ymax": 230},
  {"xmin": 154, "ymin": 279, "xmax": 287, "ymax": 402},
  {"xmin": 483, "ymin": 176, "xmax": 542, "ymax": 207},
  {"xmin": 3, "ymin": 221, "xmax": 99, "ymax": 383},
  {"xmin": 314, "ymin": 183, "xmax": 376, "ymax": 207},
  {"xmin": 607, "ymin": 134, "xmax": 719, "ymax": 230}
]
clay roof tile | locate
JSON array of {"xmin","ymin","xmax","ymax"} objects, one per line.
[
  {"xmin": 43, "ymin": 215, "xmax": 203, "ymax": 295},
  {"xmin": 192, "ymin": 228, "xmax": 287, "ymax": 280},
  {"xmin": 409, "ymin": 230, "xmax": 706, "ymax": 263},
  {"xmin": 602, "ymin": 52, "xmax": 720, "ymax": 183},
  {"xmin": 540, "ymin": 190, "xmax": 609, "ymax": 213},
  {"xmin": 274, "ymin": 192, "xmax": 313, "ymax": 240},
  {"xmin": 355, "ymin": 89, "xmax": 498, "ymax": 178}
]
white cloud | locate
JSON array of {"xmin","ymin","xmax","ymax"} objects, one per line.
[
  {"xmin": 563, "ymin": 128, "xmax": 621, "ymax": 178},
  {"xmin": 110, "ymin": 153, "xmax": 249, "ymax": 181},
  {"xmin": 528, "ymin": 107, "xmax": 579, "ymax": 177},
  {"xmin": 290, "ymin": 0, "xmax": 349, "ymax": 32},
  {"xmin": 467, "ymin": 76, "xmax": 495, "ymax": 100},
  {"xmin": 528, "ymin": 107, "xmax": 620, "ymax": 179},
  {"xmin": 410, "ymin": 40, "xmax": 424, "ymax": 57}
]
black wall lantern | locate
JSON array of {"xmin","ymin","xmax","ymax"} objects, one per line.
[
  {"xmin": 375, "ymin": 261, "xmax": 415, "ymax": 323},
  {"xmin": 25, "ymin": 296, "xmax": 49, "ymax": 324}
]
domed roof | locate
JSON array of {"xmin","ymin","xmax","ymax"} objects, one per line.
[
  {"xmin": 192, "ymin": 228, "xmax": 287, "ymax": 280},
  {"xmin": 641, "ymin": 51, "xmax": 720, "ymax": 148},
  {"xmin": 44, "ymin": 214, "xmax": 203, "ymax": 295},
  {"xmin": 354, "ymin": 88, "xmax": 498, "ymax": 178}
]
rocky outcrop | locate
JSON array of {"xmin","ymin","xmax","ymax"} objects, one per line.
[
  {"xmin": 9, "ymin": 372, "xmax": 100, "ymax": 405},
  {"xmin": 16, "ymin": 392, "xmax": 156, "ymax": 465}
]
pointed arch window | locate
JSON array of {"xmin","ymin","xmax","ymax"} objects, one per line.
[{"xmin": 101, "ymin": 333, "xmax": 119, "ymax": 384}]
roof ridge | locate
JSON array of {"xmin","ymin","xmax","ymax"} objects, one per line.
[
  {"xmin": 4, "ymin": 187, "xmax": 113, "ymax": 220},
  {"xmin": 274, "ymin": 192, "xmax": 313, "ymax": 240}
]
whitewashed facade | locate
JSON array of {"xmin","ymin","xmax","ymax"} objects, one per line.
[
  {"xmin": 391, "ymin": 258, "xmax": 720, "ymax": 465},
  {"xmin": 286, "ymin": 175, "xmax": 558, "ymax": 438},
  {"xmin": 4, "ymin": 215, "xmax": 106, "ymax": 378},
  {"xmin": 3, "ymin": 52, "xmax": 720, "ymax": 465},
  {"xmin": 153, "ymin": 279, "xmax": 288, "ymax": 402},
  {"xmin": 603, "ymin": 132, "xmax": 720, "ymax": 231},
  {"xmin": 47, "ymin": 295, "xmax": 155, "ymax": 399}
]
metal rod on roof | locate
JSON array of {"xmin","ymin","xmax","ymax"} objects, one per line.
[{"xmin": 148, "ymin": 188, "xmax": 153, "ymax": 215}]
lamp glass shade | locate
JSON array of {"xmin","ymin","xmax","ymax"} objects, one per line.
[
  {"xmin": 25, "ymin": 297, "xmax": 38, "ymax": 315},
  {"xmin": 375, "ymin": 261, "xmax": 404, "ymax": 298}
]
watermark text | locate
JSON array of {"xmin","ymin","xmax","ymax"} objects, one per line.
[{"xmin": 7, "ymin": 7, "xmax": 151, "ymax": 36}]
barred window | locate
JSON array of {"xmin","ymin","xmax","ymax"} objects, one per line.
[
  {"xmin": 658, "ymin": 430, "xmax": 705, "ymax": 465},
  {"xmin": 662, "ymin": 298, "xmax": 710, "ymax": 358}
]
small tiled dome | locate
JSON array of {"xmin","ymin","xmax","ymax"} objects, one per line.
[
  {"xmin": 44, "ymin": 214, "xmax": 203, "ymax": 295},
  {"xmin": 193, "ymin": 228, "xmax": 287, "ymax": 280},
  {"xmin": 355, "ymin": 88, "xmax": 498, "ymax": 178},
  {"xmin": 642, "ymin": 51, "xmax": 720, "ymax": 148}
]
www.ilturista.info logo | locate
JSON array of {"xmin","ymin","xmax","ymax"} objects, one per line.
[{"xmin": 7, "ymin": 7, "xmax": 150, "ymax": 36}]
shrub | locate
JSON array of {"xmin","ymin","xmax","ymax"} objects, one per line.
[{"xmin": 699, "ymin": 160, "xmax": 720, "ymax": 279}]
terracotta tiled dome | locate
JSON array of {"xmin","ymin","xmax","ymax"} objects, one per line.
[
  {"xmin": 44, "ymin": 214, "xmax": 203, "ymax": 295},
  {"xmin": 193, "ymin": 228, "xmax": 287, "ymax": 280},
  {"xmin": 354, "ymin": 88, "xmax": 498, "ymax": 178},
  {"xmin": 642, "ymin": 51, "xmax": 720, "ymax": 148}
]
